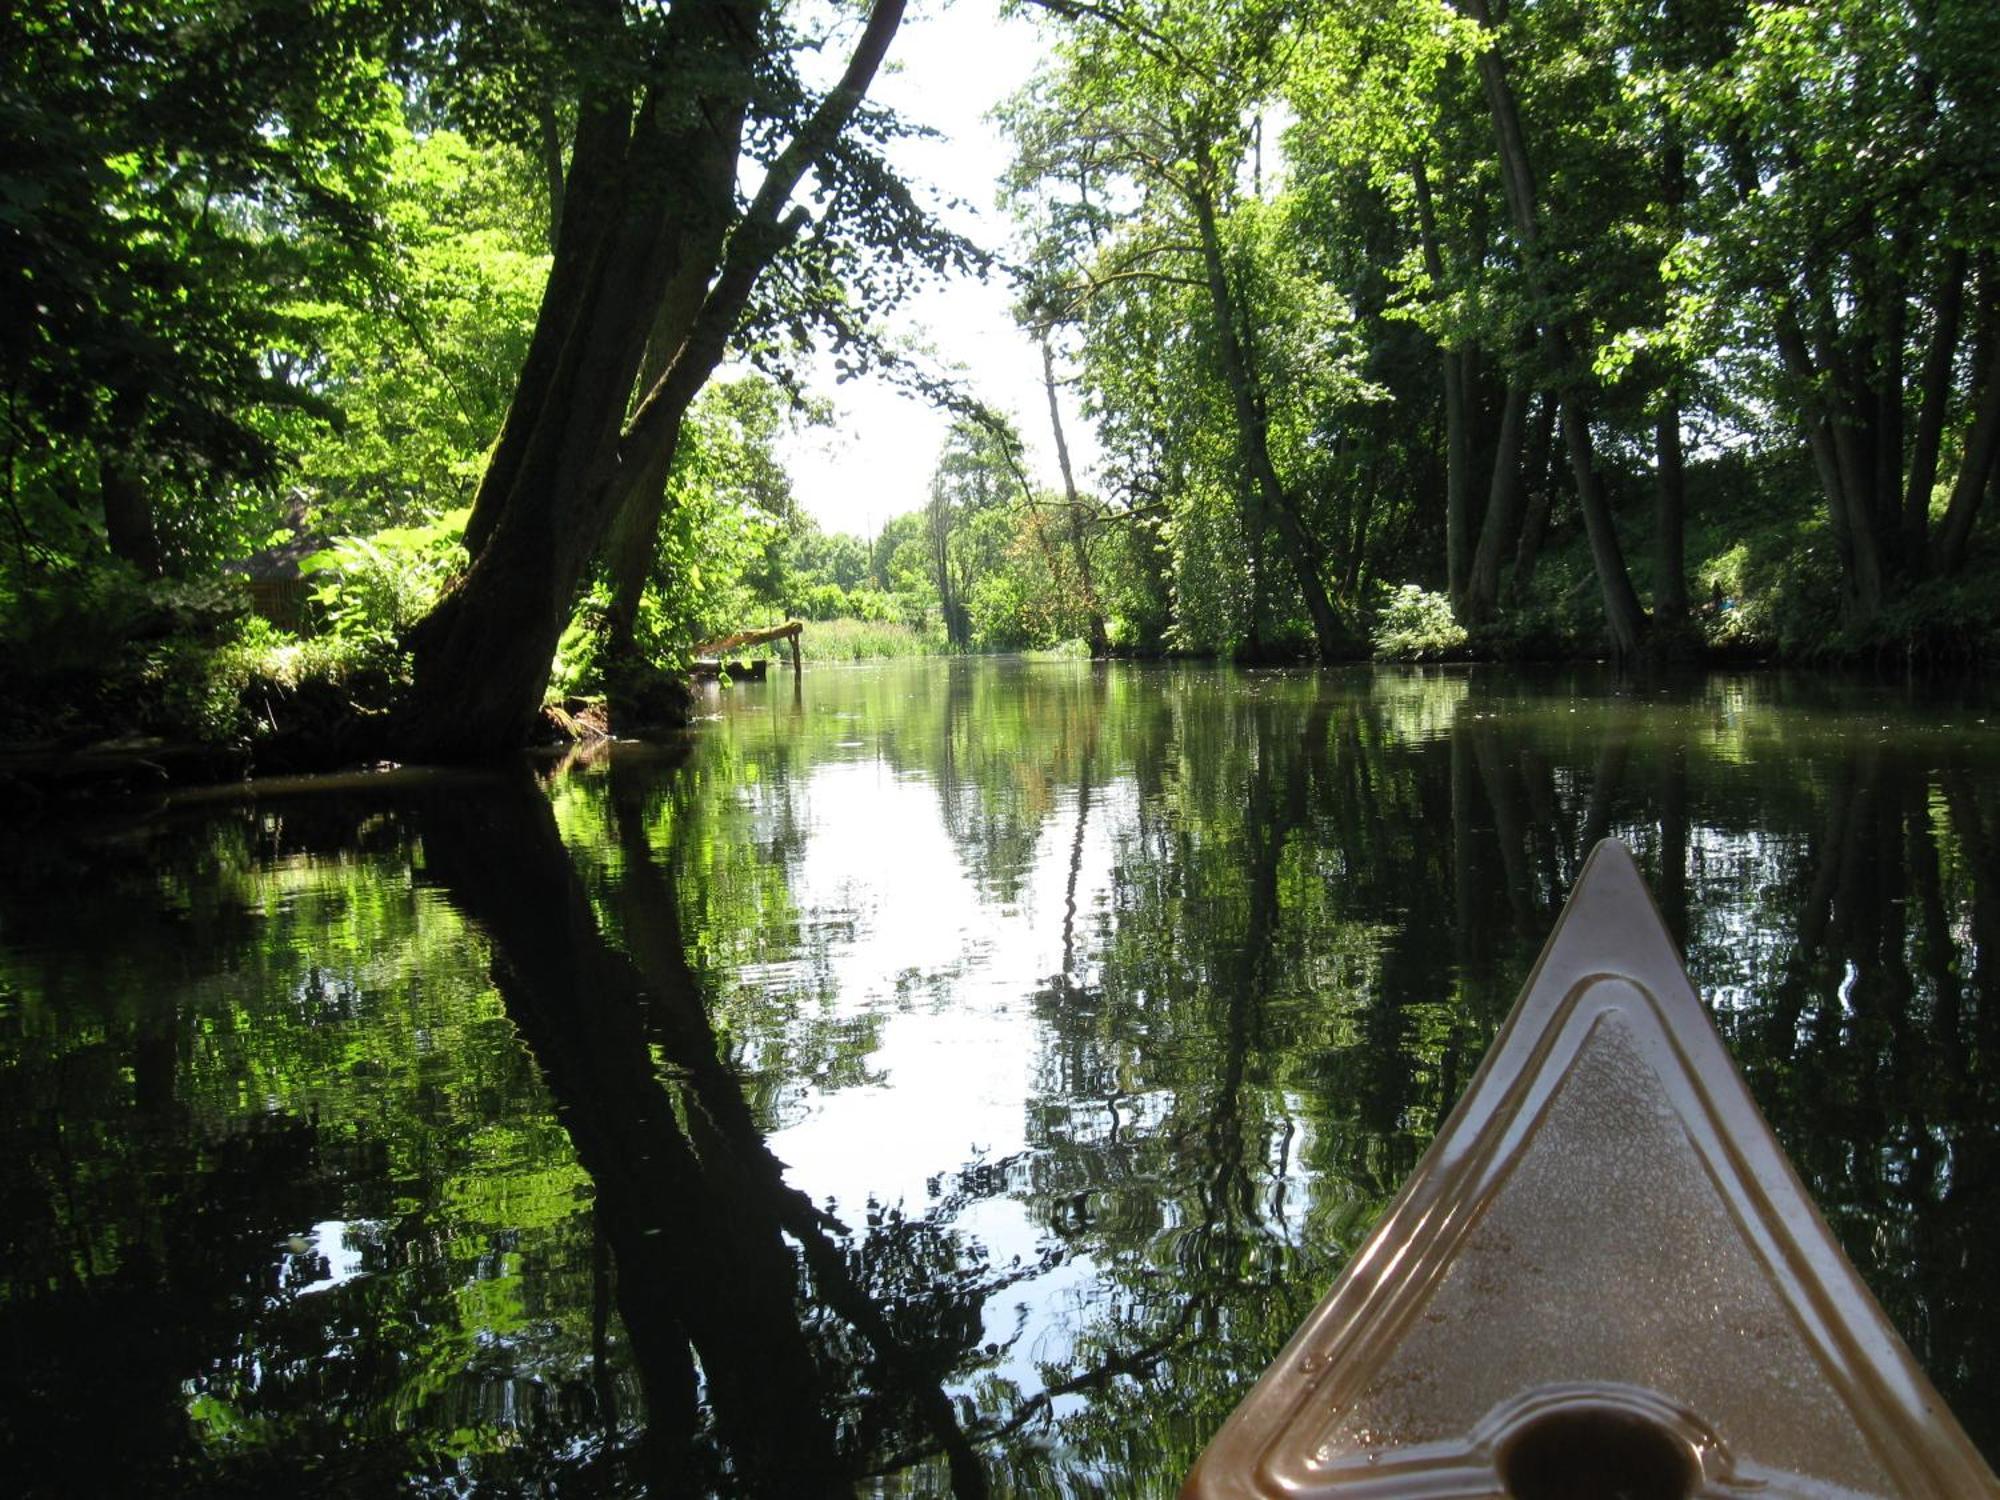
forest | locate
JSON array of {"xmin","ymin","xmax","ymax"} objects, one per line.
[{"xmin": 5, "ymin": 0, "xmax": 1998, "ymax": 767}]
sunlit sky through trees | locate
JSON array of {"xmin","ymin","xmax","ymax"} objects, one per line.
[{"xmin": 771, "ymin": 0, "xmax": 1098, "ymax": 540}]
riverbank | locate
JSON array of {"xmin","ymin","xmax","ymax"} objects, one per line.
[{"xmin": 7, "ymin": 576, "xmax": 1996, "ymax": 811}]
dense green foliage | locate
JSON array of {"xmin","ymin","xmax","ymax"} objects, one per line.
[
  {"xmin": 0, "ymin": 0, "xmax": 960, "ymax": 754},
  {"xmin": 995, "ymin": 0, "xmax": 2000, "ymax": 662}
]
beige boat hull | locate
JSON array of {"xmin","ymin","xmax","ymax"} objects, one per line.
[{"xmin": 1184, "ymin": 839, "xmax": 1998, "ymax": 1499}]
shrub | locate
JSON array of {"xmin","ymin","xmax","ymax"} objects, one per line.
[
  {"xmin": 548, "ymin": 583, "xmax": 612, "ymax": 696},
  {"xmin": 301, "ymin": 508, "xmax": 469, "ymax": 646},
  {"xmin": 166, "ymin": 619, "xmax": 399, "ymax": 745},
  {"xmin": 791, "ymin": 582, "xmax": 852, "ymax": 621},
  {"xmin": 1855, "ymin": 575, "xmax": 2000, "ymax": 667},
  {"xmin": 968, "ymin": 571, "xmax": 1043, "ymax": 651},
  {"xmin": 842, "ymin": 586, "xmax": 900, "ymax": 624},
  {"xmin": 1371, "ymin": 585, "xmax": 1468, "ymax": 660}
]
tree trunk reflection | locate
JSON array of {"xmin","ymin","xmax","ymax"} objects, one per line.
[{"xmin": 415, "ymin": 768, "xmax": 992, "ymax": 1495}]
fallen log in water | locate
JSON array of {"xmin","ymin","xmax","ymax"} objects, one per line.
[{"xmin": 692, "ymin": 620, "xmax": 804, "ymax": 657}]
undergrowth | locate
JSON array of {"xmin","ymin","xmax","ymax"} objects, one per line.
[{"xmin": 784, "ymin": 617, "xmax": 947, "ymax": 660}]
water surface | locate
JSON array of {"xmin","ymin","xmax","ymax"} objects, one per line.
[{"xmin": 3, "ymin": 662, "xmax": 1996, "ymax": 1493}]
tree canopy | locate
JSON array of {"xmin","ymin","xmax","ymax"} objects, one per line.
[{"xmin": 1000, "ymin": 0, "xmax": 2000, "ymax": 663}]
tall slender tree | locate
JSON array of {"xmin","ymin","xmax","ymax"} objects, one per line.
[{"xmin": 1006, "ymin": 0, "xmax": 1366, "ymax": 658}]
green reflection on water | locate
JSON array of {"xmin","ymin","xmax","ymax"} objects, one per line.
[{"xmin": 1, "ymin": 662, "xmax": 1996, "ymax": 1494}]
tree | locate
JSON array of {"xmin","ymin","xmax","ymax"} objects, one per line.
[
  {"xmin": 1688, "ymin": 0, "xmax": 2000, "ymax": 618},
  {"xmin": 1006, "ymin": 0, "xmax": 1366, "ymax": 660},
  {"xmin": 1, "ymin": 0, "xmax": 396, "ymax": 580},
  {"xmin": 1037, "ymin": 330, "xmax": 1111, "ymax": 655},
  {"xmin": 1273, "ymin": 0, "xmax": 1731, "ymax": 643},
  {"xmin": 924, "ymin": 424, "xmax": 1018, "ymax": 648},
  {"xmin": 1443, "ymin": 0, "xmax": 1648, "ymax": 652},
  {"xmin": 397, "ymin": 0, "xmax": 910, "ymax": 757}
]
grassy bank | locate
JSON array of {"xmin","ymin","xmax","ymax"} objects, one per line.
[
  {"xmin": 0, "ymin": 579, "xmax": 400, "ymax": 754},
  {"xmin": 770, "ymin": 618, "xmax": 948, "ymax": 661},
  {"xmin": 774, "ymin": 623, "xmax": 1091, "ymax": 662}
]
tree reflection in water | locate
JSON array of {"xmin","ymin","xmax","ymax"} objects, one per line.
[
  {"xmin": 0, "ymin": 664, "xmax": 1996, "ymax": 1490},
  {"xmin": 414, "ymin": 764, "xmax": 1004, "ymax": 1495}
]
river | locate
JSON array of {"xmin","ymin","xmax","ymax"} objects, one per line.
[{"xmin": 2, "ymin": 661, "xmax": 1996, "ymax": 1493}]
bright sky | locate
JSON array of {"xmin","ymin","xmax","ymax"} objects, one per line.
[{"xmin": 771, "ymin": 0, "xmax": 1096, "ymax": 541}]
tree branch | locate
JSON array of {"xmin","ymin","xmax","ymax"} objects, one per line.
[{"xmin": 616, "ymin": 0, "xmax": 908, "ymax": 471}]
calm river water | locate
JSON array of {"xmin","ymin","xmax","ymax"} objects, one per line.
[{"xmin": 3, "ymin": 661, "xmax": 1996, "ymax": 1493}]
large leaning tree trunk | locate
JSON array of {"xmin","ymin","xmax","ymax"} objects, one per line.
[
  {"xmin": 596, "ymin": 87, "xmax": 747, "ymax": 661},
  {"xmin": 398, "ymin": 0, "xmax": 906, "ymax": 760}
]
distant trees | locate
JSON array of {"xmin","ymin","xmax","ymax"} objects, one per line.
[
  {"xmin": 871, "ymin": 420, "xmax": 1113, "ymax": 653},
  {"xmin": 922, "ymin": 424, "xmax": 1011, "ymax": 649}
]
